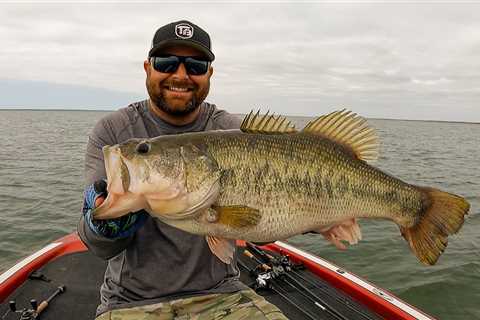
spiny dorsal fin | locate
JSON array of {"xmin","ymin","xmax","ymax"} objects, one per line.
[
  {"xmin": 303, "ymin": 109, "xmax": 379, "ymax": 161},
  {"xmin": 241, "ymin": 110, "xmax": 297, "ymax": 134}
]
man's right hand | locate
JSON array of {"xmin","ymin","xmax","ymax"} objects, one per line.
[
  {"xmin": 84, "ymin": 179, "xmax": 108, "ymax": 211},
  {"xmin": 82, "ymin": 179, "xmax": 148, "ymax": 239}
]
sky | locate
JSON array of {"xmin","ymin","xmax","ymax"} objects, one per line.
[{"xmin": 0, "ymin": 1, "xmax": 479, "ymax": 122}]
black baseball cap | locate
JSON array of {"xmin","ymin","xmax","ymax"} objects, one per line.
[{"xmin": 148, "ymin": 20, "xmax": 215, "ymax": 61}]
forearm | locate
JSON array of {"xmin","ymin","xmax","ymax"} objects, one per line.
[{"xmin": 77, "ymin": 214, "xmax": 134, "ymax": 260}]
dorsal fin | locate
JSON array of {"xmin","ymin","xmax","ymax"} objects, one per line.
[
  {"xmin": 302, "ymin": 109, "xmax": 379, "ymax": 161},
  {"xmin": 241, "ymin": 110, "xmax": 297, "ymax": 134}
]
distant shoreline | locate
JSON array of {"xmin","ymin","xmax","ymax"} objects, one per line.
[
  {"xmin": 0, "ymin": 108, "xmax": 107, "ymax": 112},
  {"xmin": 0, "ymin": 108, "xmax": 478, "ymax": 124}
]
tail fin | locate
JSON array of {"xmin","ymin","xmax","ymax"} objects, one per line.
[{"xmin": 400, "ymin": 187, "xmax": 470, "ymax": 265}]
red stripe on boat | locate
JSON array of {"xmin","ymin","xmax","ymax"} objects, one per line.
[{"xmin": 0, "ymin": 233, "xmax": 87, "ymax": 303}]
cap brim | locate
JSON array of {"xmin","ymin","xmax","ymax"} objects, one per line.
[{"xmin": 148, "ymin": 39, "xmax": 215, "ymax": 61}]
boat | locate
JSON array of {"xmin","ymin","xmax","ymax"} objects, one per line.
[{"xmin": 0, "ymin": 232, "xmax": 435, "ymax": 320}]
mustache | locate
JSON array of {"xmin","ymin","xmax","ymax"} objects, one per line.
[{"xmin": 162, "ymin": 79, "xmax": 197, "ymax": 90}]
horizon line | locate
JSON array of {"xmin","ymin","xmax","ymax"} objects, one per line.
[{"xmin": 0, "ymin": 107, "xmax": 478, "ymax": 125}]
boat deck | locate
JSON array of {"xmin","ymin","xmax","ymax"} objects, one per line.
[{"xmin": 0, "ymin": 248, "xmax": 383, "ymax": 320}]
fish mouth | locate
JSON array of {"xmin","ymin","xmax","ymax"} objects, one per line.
[
  {"xmin": 92, "ymin": 145, "xmax": 138, "ymax": 220},
  {"xmin": 103, "ymin": 145, "xmax": 126, "ymax": 195}
]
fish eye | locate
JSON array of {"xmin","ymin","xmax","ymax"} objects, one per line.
[{"xmin": 136, "ymin": 142, "xmax": 150, "ymax": 154}]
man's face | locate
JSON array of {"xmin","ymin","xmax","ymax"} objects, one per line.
[{"xmin": 144, "ymin": 46, "xmax": 213, "ymax": 117}]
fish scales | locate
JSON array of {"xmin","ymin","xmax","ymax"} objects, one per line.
[{"xmin": 166, "ymin": 131, "xmax": 424, "ymax": 240}]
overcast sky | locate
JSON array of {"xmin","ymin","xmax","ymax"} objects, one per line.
[{"xmin": 1, "ymin": 1, "xmax": 479, "ymax": 122}]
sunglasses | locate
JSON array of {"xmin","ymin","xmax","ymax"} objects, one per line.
[{"xmin": 150, "ymin": 55, "xmax": 210, "ymax": 76}]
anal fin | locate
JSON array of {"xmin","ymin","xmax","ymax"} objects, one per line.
[{"xmin": 315, "ymin": 218, "xmax": 362, "ymax": 250}]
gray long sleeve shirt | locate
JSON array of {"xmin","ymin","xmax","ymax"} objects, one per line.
[{"xmin": 77, "ymin": 100, "xmax": 247, "ymax": 316}]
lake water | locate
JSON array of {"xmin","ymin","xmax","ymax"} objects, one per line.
[{"xmin": 0, "ymin": 110, "xmax": 478, "ymax": 319}]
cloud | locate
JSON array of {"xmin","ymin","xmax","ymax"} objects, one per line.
[{"xmin": 0, "ymin": 2, "xmax": 479, "ymax": 121}]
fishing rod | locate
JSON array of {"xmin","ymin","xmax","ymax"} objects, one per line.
[
  {"xmin": 2, "ymin": 285, "xmax": 65, "ymax": 320},
  {"xmin": 286, "ymin": 264, "xmax": 379, "ymax": 320},
  {"xmin": 280, "ymin": 271, "xmax": 347, "ymax": 319},
  {"xmin": 243, "ymin": 247, "xmax": 344, "ymax": 320},
  {"xmin": 247, "ymin": 242, "xmax": 378, "ymax": 320},
  {"xmin": 245, "ymin": 242, "xmax": 379, "ymax": 320},
  {"xmin": 246, "ymin": 242, "xmax": 348, "ymax": 320},
  {"xmin": 237, "ymin": 259, "xmax": 318, "ymax": 320}
]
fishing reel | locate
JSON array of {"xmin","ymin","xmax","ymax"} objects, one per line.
[
  {"xmin": 2, "ymin": 300, "xmax": 37, "ymax": 320},
  {"xmin": 1, "ymin": 285, "xmax": 65, "ymax": 320}
]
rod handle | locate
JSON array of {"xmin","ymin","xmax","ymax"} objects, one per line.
[
  {"xmin": 36, "ymin": 301, "xmax": 49, "ymax": 314},
  {"xmin": 243, "ymin": 250, "xmax": 271, "ymax": 270}
]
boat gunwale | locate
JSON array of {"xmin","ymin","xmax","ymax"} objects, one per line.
[
  {"xmin": 265, "ymin": 241, "xmax": 436, "ymax": 320},
  {"xmin": 0, "ymin": 233, "xmax": 87, "ymax": 303},
  {"xmin": 0, "ymin": 233, "xmax": 436, "ymax": 320}
]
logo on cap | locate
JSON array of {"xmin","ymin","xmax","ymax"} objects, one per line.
[{"xmin": 175, "ymin": 23, "xmax": 194, "ymax": 39}]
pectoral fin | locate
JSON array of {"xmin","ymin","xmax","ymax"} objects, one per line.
[
  {"xmin": 212, "ymin": 205, "xmax": 261, "ymax": 228},
  {"xmin": 206, "ymin": 236, "xmax": 235, "ymax": 264}
]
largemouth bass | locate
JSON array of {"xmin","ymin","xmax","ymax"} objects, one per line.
[{"xmin": 93, "ymin": 110, "xmax": 470, "ymax": 265}]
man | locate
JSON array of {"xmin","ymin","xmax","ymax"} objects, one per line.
[{"xmin": 78, "ymin": 20, "xmax": 288, "ymax": 320}]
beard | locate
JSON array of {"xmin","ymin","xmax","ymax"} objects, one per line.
[
  {"xmin": 146, "ymin": 78, "xmax": 209, "ymax": 117},
  {"xmin": 154, "ymin": 94, "xmax": 198, "ymax": 116}
]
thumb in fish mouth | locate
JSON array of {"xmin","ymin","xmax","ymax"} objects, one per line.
[
  {"xmin": 95, "ymin": 196, "xmax": 105, "ymax": 208},
  {"xmin": 91, "ymin": 179, "xmax": 108, "ymax": 207}
]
